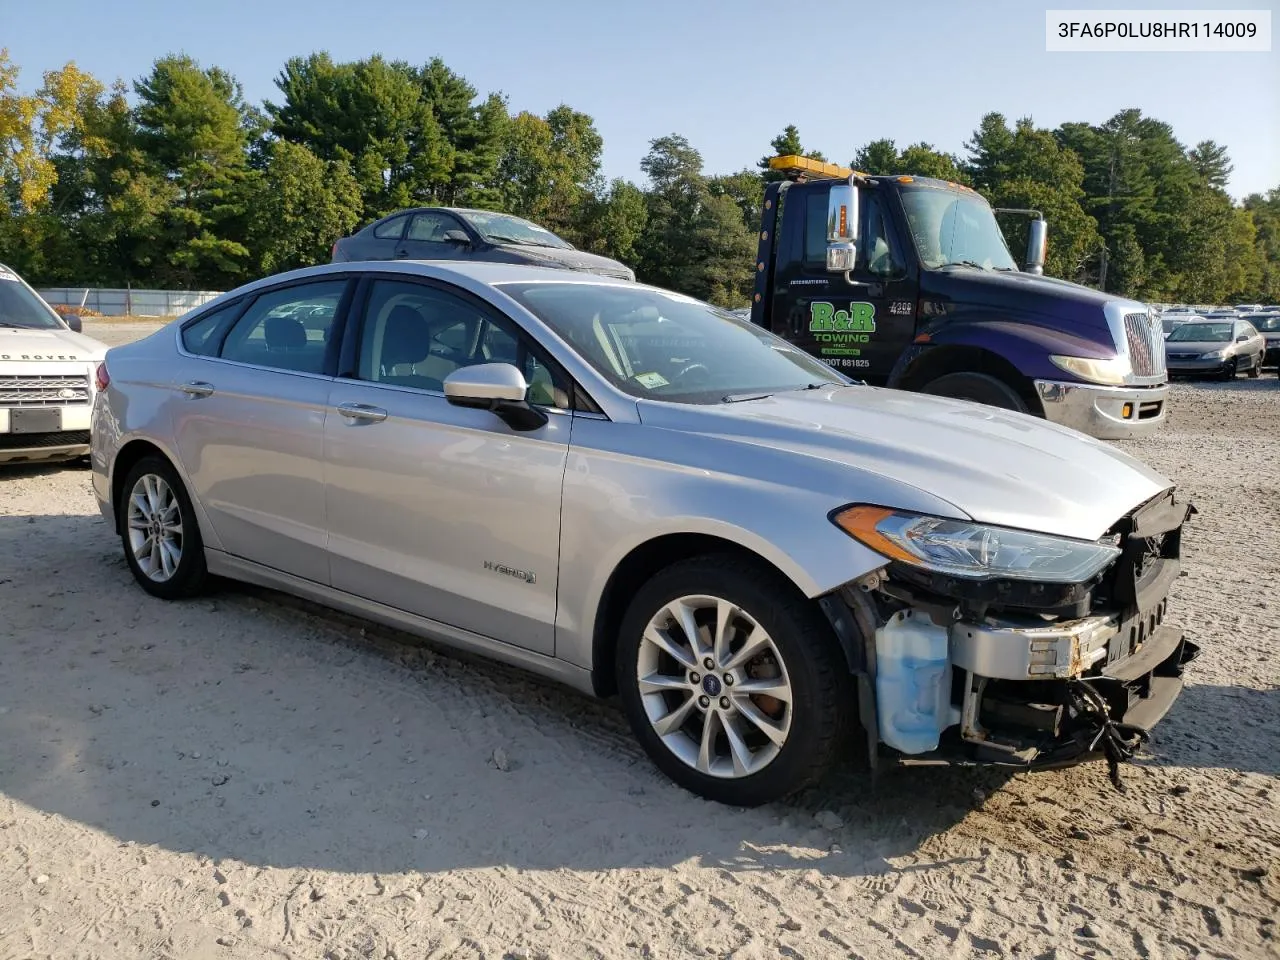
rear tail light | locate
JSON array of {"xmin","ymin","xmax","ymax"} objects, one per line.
[
  {"xmin": 331, "ymin": 241, "xmax": 339, "ymax": 260},
  {"xmin": 95, "ymin": 361, "xmax": 110, "ymax": 392}
]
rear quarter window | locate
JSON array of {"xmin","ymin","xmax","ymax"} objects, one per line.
[
  {"xmin": 373, "ymin": 216, "xmax": 408, "ymax": 240},
  {"xmin": 180, "ymin": 303, "xmax": 242, "ymax": 356}
]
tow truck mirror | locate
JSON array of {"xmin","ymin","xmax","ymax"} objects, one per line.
[
  {"xmin": 1025, "ymin": 218, "xmax": 1048, "ymax": 275},
  {"xmin": 825, "ymin": 183, "xmax": 858, "ymax": 273}
]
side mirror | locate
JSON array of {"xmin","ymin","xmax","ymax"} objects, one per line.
[
  {"xmin": 63, "ymin": 314, "xmax": 83, "ymax": 333},
  {"xmin": 443, "ymin": 362, "xmax": 547, "ymax": 431},
  {"xmin": 1025, "ymin": 218, "xmax": 1047, "ymax": 275},
  {"xmin": 825, "ymin": 182, "xmax": 859, "ymax": 273},
  {"xmin": 1236, "ymin": 334, "xmax": 1249, "ymax": 342},
  {"xmin": 442, "ymin": 229, "xmax": 471, "ymax": 246}
]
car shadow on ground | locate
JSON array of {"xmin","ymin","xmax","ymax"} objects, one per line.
[
  {"xmin": 1139, "ymin": 682, "xmax": 1280, "ymax": 777},
  {"xmin": 0, "ymin": 509, "xmax": 1265, "ymax": 882}
]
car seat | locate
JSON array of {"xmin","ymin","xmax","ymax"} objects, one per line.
[{"xmin": 380, "ymin": 305, "xmax": 445, "ymax": 391}]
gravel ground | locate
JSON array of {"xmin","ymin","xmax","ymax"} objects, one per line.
[{"xmin": 1, "ymin": 325, "xmax": 1277, "ymax": 959}]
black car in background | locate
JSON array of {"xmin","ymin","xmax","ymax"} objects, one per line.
[
  {"xmin": 1249, "ymin": 312, "xmax": 1280, "ymax": 368},
  {"xmin": 331, "ymin": 207, "xmax": 635, "ymax": 280}
]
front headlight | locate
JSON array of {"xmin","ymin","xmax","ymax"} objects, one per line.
[
  {"xmin": 1049, "ymin": 354, "xmax": 1131, "ymax": 386},
  {"xmin": 832, "ymin": 505, "xmax": 1121, "ymax": 583},
  {"xmin": 1200, "ymin": 348, "xmax": 1228, "ymax": 360}
]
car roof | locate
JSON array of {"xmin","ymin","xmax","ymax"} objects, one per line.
[{"xmin": 223, "ymin": 259, "xmax": 637, "ymax": 301}]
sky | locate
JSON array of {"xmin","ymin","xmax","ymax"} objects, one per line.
[{"xmin": 2, "ymin": 0, "xmax": 1277, "ymax": 199}]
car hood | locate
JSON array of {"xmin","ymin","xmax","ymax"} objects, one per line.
[
  {"xmin": 639, "ymin": 386, "xmax": 1171, "ymax": 541},
  {"xmin": 0, "ymin": 325, "xmax": 108, "ymax": 361},
  {"xmin": 499, "ymin": 245, "xmax": 634, "ymax": 280}
]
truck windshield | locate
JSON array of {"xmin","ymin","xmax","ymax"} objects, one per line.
[
  {"xmin": 899, "ymin": 186, "xmax": 1019, "ymax": 271},
  {"xmin": 497, "ymin": 281, "xmax": 850, "ymax": 403},
  {"xmin": 0, "ymin": 269, "xmax": 62, "ymax": 330},
  {"xmin": 457, "ymin": 210, "xmax": 573, "ymax": 249}
]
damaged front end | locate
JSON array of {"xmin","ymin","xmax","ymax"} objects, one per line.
[{"xmin": 820, "ymin": 488, "xmax": 1200, "ymax": 791}]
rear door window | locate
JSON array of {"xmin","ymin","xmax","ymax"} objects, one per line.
[{"xmin": 218, "ymin": 281, "xmax": 349, "ymax": 374}]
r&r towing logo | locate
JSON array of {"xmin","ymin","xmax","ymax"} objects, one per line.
[{"xmin": 808, "ymin": 301, "xmax": 876, "ymax": 333}]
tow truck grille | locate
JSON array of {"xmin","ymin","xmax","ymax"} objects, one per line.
[
  {"xmin": 1124, "ymin": 311, "xmax": 1166, "ymax": 378},
  {"xmin": 0, "ymin": 374, "xmax": 91, "ymax": 406}
]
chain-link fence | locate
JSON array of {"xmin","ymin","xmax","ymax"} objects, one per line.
[{"xmin": 36, "ymin": 287, "xmax": 224, "ymax": 318}]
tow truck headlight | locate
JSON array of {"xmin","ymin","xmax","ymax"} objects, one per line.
[
  {"xmin": 1048, "ymin": 354, "xmax": 1131, "ymax": 386},
  {"xmin": 832, "ymin": 506, "xmax": 1121, "ymax": 583}
]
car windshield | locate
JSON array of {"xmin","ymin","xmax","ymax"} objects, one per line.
[
  {"xmin": 0, "ymin": 267, "xmax": 62, "ymax": 330},
  {"xmin": 899, "ymin": 185, "xmax": 1019, "ymax": 271},
  {"xmin": 458, "ymin": 210, "xmax": 572, "ymax": 249},
  {"xmin": 498, "ymin": 282, "xmax": 850, "ymax": 403},
  {"xmin": 1251, "ymin": 315, "xmax": 1280, "ymax": 332},
  {"xmin": 1167, "ymin": 322, "xmax": 1233, "ymax": 343}
]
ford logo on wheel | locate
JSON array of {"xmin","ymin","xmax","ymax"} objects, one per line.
[{"xmin": 701, "ymin": 675, "xmax": 722, "ymax": 696}]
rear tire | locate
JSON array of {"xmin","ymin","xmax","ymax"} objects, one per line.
[
  {"xmin": 117, "ymin": 455, "xmax": 208, "ymax": 600},
  {"xmin": 615, "ymin": 555, "xmax": 854, "ymax": 807},
  {"xmin": 920, "ymin": 372, "xmax": 1028, "ymax": 413},
  {"xmin": 1248, "ymin": 357, "xmax": 1260, "ymax": 379}
]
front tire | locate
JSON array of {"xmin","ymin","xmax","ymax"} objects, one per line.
[
  {"xmin": 616, "ymin": 555, "xmax": 854, "ymax": 806},
  {"xmin": 117, "ymin": 455, "xmax": 208, "ymax": 600},
  {"xmin": 1221, "ymin": 358, "xmax": 1238, "ymax": 381},
  {"xmin": 920, "ymin": 372, "xmax": 1029, "ymax": 413}
]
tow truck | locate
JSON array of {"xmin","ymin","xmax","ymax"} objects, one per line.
[{"xmin": 748, "ymin": 156, "xmax": 1170, "ymax": 439}]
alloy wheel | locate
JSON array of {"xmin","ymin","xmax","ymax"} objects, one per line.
[
  {"xmin": 125, "ymin": 473, "xmax": 184, "ymax": 582},
  {"xmin": 636, "ymin": 594, "xmax": 793, "ymax": 779}
]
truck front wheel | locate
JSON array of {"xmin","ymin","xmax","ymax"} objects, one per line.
[{"xmin": 920, "ymin": 372, "xmax": 1028, "ymax": 414}]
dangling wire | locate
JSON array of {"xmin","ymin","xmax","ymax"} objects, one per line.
[{"xmin": 1067, "ymin": 678, "xmax": 1150, "ymax": 793}]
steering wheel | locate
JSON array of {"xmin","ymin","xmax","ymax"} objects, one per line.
[{"xmin": 672, "ymin": 362, "xmax": 711, "ymax": 386}]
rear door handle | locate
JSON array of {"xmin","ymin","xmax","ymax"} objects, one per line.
[
  {"xmin": 336, "ymin": 402, "xmax": 388, "ymax": 423},
  {"xmin": 178, "ymin": 381, "xmax": 215, "ymax": 398},
  {"xmin": 395, "ymin": 249, "xmax": 410, "ymax": 259}
]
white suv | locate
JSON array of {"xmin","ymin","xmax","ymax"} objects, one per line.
[{"xmin": 0, "ymin": 263, "xmax": 108, "ymax": 465}]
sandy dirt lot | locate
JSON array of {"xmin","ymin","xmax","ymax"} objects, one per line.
[{"xmin": 2, "ymin": 324, "xmax": 1277, "ymax": 959}]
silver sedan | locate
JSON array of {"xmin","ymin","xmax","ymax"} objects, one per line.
[
  {"xmin": 90, "ymin": 262, "xmax": 1198, "ymax": 806},
  {"xmin": 1164, "ymin": 319, "xmax": 1266, "ymax": 379}
]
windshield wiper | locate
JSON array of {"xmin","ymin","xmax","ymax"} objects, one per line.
[
  {"xmin": 722, "ymin": 392, "xmax": 773, "ymax": 403},
  {"xmin": 940, "ymin": 260, "xmax": 990, "ymax": 271}
]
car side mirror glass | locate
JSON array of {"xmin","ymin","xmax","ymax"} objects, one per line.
[
  {"xmin": 825, "ymin": 182, "xmax": 858, "ymax": 274},
  {"xmin": 443, "ymin": 362, "xmax": 547, "ymax": 431},
  {"xmin": 63, "ymin": 314, "xmax": 83, "ymax": 333},
  {"xmin": 443, "ymin": 229, "xmax": 470, "ymax": 246}
]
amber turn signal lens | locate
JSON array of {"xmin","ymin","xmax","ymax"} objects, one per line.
[{"xmin": 831, "ymin": 505, "xmax": 919, "ymax": 564}]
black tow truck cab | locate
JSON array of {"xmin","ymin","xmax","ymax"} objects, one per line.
[{"xmin": 747, "ymin": 156, "xmax": 1170, "ymax": 440}]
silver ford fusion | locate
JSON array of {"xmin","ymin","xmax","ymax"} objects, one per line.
[{"xmin": 91, "ymin": 262, "xmax": 1198, "ymax": 806}]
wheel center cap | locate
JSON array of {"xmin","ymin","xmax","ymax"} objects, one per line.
[{"xmin": 702, "ymin": 675, "xmax": 722, "ymax": 696}]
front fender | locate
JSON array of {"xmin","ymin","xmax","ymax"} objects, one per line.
[
  {"xmin": 890, "ymin": 316, "xmax": 1115, "ymax": 387},
  {"xmin": 550, "ymin": 419, "xmax": 963, "ymax": 670}
]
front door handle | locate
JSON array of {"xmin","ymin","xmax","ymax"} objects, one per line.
[
  {"xmin": 178, "ymin": 381, "xmax": 215, "ymax": 398},
  {"xmin": 336, "ymin": 402, "xmax": 388, "ymax": 423}
]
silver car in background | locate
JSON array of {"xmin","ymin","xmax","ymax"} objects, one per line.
[
  {"xmin": 1164, "ymin": 319, "xmax": 1266, "ymax": 380},
  {"xmin": 91, "ymin": 262, "xmax": 1198, "ymax": 806}
]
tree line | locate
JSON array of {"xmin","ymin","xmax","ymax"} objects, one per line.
[{"xmin": 1, "ymin": 48, "xmax": 1276, "ymax": 307}]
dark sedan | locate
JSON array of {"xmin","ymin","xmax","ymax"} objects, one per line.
[
  {"xmin": 331, "ymin": 206, "xmax": 635, "ymax": 281},
  {"xmin": 1250, "ymin": 313, "xmax": 1280, "ymax": 367},
  {"xmin": 1164, "ymin": 320, "xmax": 1265, "ymax": 380}
]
